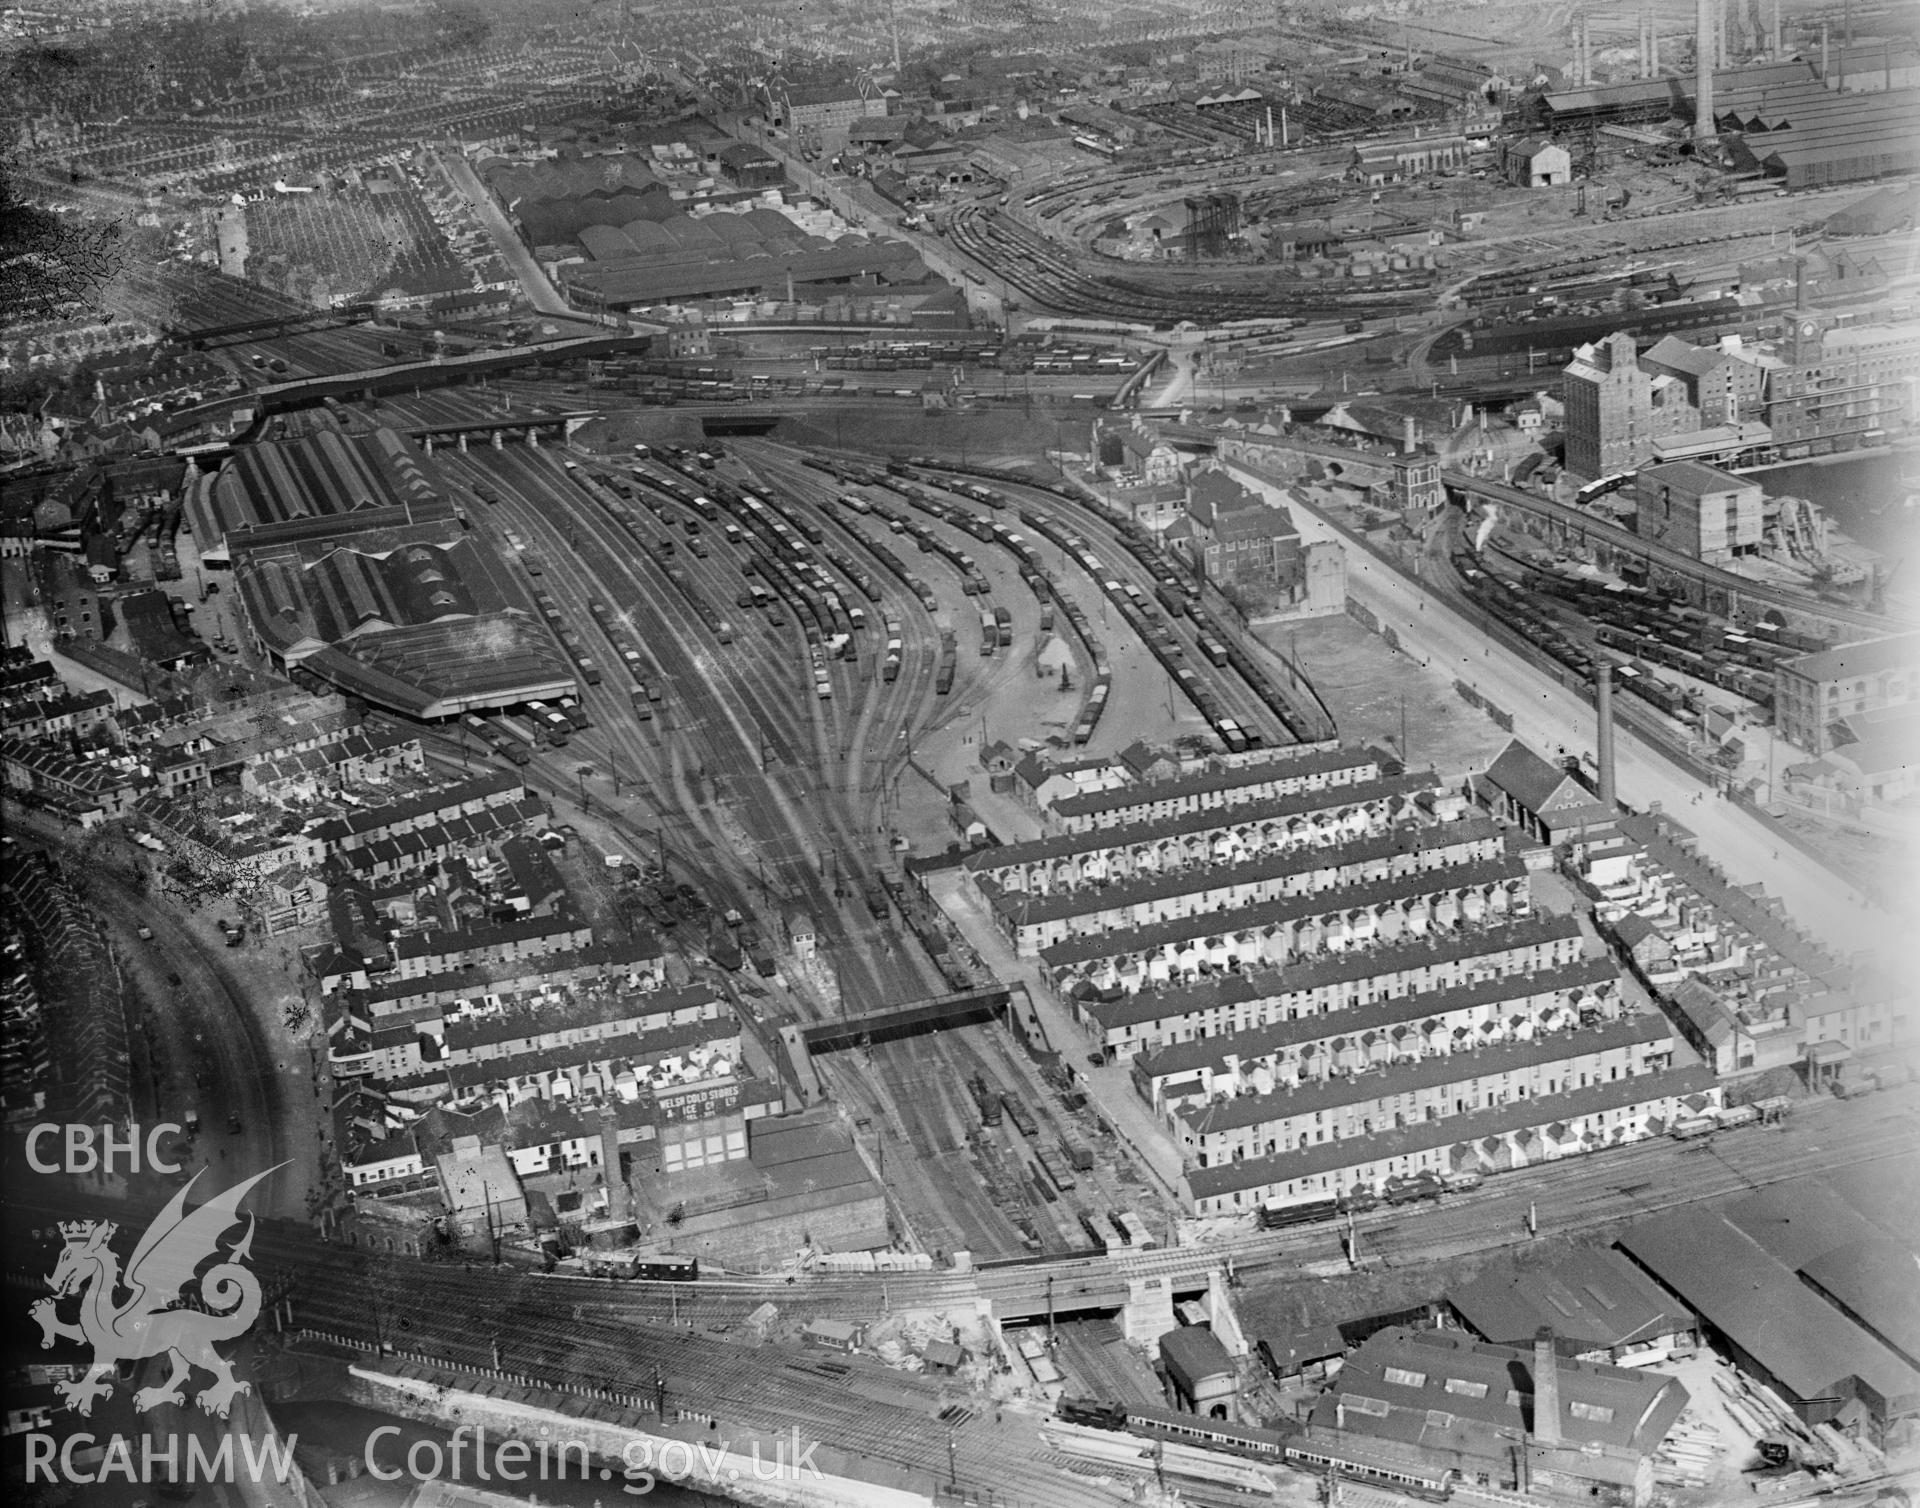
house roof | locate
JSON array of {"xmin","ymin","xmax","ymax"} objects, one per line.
[
  {"xmin": 1039, "ymin": 856, "xmax": 1527, "ymax": 970},
  {"xmin": 1084, "ymin": 913, "xmax": 1585, "ymax": 1033},
  {"xmin": 1190, "ymin": 1064, "xmax": 1714, "ymax": 1199},
  {"xmin": 1160, "ymin": 1325, "xmax": 1234, "ymax": 1389},
  {"xmin": 1181, "ymin": 1013, "xmax": 1669, "ymax": 1136}
]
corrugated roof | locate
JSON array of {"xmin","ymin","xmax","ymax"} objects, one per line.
[
  {"xmin": 1449, "ymin": 1246, "xmax": 1696, "ymax": 1352},
  {"xmin": 1617, "ymin": 1207, "xmax": 1920, "ymax": 1408}
]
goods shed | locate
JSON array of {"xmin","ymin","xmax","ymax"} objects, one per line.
[{"xmin": 1616, "ymin": 1207, "xmax": 1920, "ymax": 1449}]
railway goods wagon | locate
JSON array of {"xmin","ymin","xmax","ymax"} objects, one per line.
[
  {"xmin": 980, "ymin": 609, "xmax": 998, "ymax": 655},
  {"xmin": 935, "ymin": 656, "xmax": 956, "ymax": 695},
  {"xmin": 968, "ymin": 1074, "xmax": 1004, "ymax": 1127},
  {"xmin": 1000, "ymin": 1094, "xmax": 1039, "ymax": 1138},
  {"xmin": 994, "ymin": 606, "xmax": 1013, "ymax": 647},
  {"xmin": 1039, "ymin": 604, "xmax": 1056, "ymax": 632},
  {"xmin": 1383, "ymin": 1171, "xmax": 1445, "ymax": 1205},
  {"xmin": 628, "ymin": 690, "xmax": 654, "ymax": 721},
  {"xmin": 1258, "ymin": 1196, "xmax": 1339, "ymax": 1230},
  {"xmin": 862, "ymin": 876, "xmax": 889, "ymax": 920},
  {"xmin": 1077, "ymin": 1212, "xmax": 1109, "ymax": 1253},
  {"xmin": 1035, "ymin": 1148, "xmax": 1076, "ymax": 1192},
  {"xmin": 1030, "ymin": 1166, "xmax": 1060, "ymax": 1204},
  {"xmin": 1059, "ymin": 1135, "xmax": 1093, "ymax": 1172}
]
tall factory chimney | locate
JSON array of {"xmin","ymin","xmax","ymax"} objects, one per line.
[
  {"xmin": 1695, "ymin": 0, "xmax": 1717, "ymax": 144},
  {"xmin": 1595, "ymin": 664, "xmax": 1617, "ymax": 809},
  {"xmin": 1651, "ymin": 24, "xmax": 1660, "ymax": 74},
  {"xmin": 1534, "ymin": 1329, "xmax": 1563, "ymax": 1446},
  {"xmin": 1403, "ymin": 416, "xmax": 1418, "ymax": 454},
  {"xmin": 1772, "ymin": 0, "xmax": 1781, "ymax": 58},
  {"xmin": 1822, "ymin": 22, "xmax": 1831, "ymax": 81}
]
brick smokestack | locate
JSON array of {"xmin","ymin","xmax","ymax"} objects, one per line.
[
  {"xmin": 1403, "ymin": 415, "xmax": 1418, "ymax": 454},
  {"xmin": 599, "ymin": 1103, "xmax": 630, "ymax": 1221},
  {"xmin": 1596, "ymin": 663, "xmax": 1617, "ymax": 808},
  {"xmin": 1534, "ymin": 1327, "xmax": 1563, "ymax": 1445},
  {"xmin": 1695, "ymin": 0, "xmax": 1717, "ymax": 144}
]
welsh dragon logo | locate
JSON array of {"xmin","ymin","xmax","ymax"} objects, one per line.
[{"xmin": 31, "ymin": 1165, "xmax": 284, "ymax": 1419}]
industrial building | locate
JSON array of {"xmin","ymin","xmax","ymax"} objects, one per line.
[
  {"xmin": 1616, "ymin": 1167, "xmax": 1920, "ymax": 1450},
  {"xmin": 1772, "ymin": 631, "xmax": 1920, "ymax": 754},
  {"xmin": 1562, "ymin": 331, "xmax": 1701, "ymax": 480},
  {"xmin": 1448, "ymin": 1246, "xmax": 1698, "ymax": 1366},
  {"xmin": 1632, "ymin": 460, "xmax": 1763, "ymax": 563},
  {"xmin": 1301, "ymin": 1325, "xmax": 1689, "ymax": 1506}
]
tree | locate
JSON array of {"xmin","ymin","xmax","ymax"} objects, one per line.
[{"xmin": 0, "ymin": 157, "xmax": 122, "ymax": 326}]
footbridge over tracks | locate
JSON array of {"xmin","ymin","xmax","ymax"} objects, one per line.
[{"xmin": 799, "ymin": 984, "xmax": 1013, "ymax": 1054}]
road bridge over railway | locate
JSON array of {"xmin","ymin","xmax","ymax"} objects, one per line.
[{"xmin": 799, "ymin": 984, "xmax": 1013, "ymax": 1053}]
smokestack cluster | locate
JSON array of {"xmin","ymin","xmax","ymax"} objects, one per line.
[
  {"xmin": 1695, "ymin": 0, "xmax": 1717, "ymax": 144},
  {"xmin": 1596, "ymin": 665, "xmax": 1617, "ymax": 809}
]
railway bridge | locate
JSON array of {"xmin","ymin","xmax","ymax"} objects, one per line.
[
  {"xmin": 1443, "ymin": 470, "xmax": 1909, "ymax": 643},
  {"xmin": 1202, "ymin": 430, "xmax": 1906, "ymax": 644}
]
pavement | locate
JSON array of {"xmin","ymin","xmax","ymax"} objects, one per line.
[{"xmin": 1225, "ymin": 459, "xmax": 1911, "ymax": 976}]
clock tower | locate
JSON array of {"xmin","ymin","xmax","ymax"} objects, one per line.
[{"xmin": 1787, "ymin": 314, "xmax": 1825, "ymax": 367}]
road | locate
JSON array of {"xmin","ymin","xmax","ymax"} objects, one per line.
[
  {"xmin": 433, "ymin": 146, "xmax": 590, "ymax": 322},
  {"xmin": 3, "ymin": 803, "xmax": 322, "ymax": 1223},
  {"xmin": 1225, "ymin": 460, "xmax": 1911, "ymax": 973}
]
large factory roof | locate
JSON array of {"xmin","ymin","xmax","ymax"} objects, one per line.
[
  {"xmin": 1540, "ymin": 61, "xmax": 1817, "ymax": 120},
  {"xmin": 1322, "ymin": 1325, "xmax": 1689, "ymax": 1458},
  {"xmin": 231, "ymin": 511, "xmax": 575, "ymax": 718},
  {"xmin": 1449, "ymin": 1246, "xmax": 1696, "ymax": 1355},
  {"xmin": 1617, "ymin": 1205, "xmax": 1920, "ymax": 1412},
  {"xmin": 561, "ymin": 235, "xmax": 923, "ymax": 307}
]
